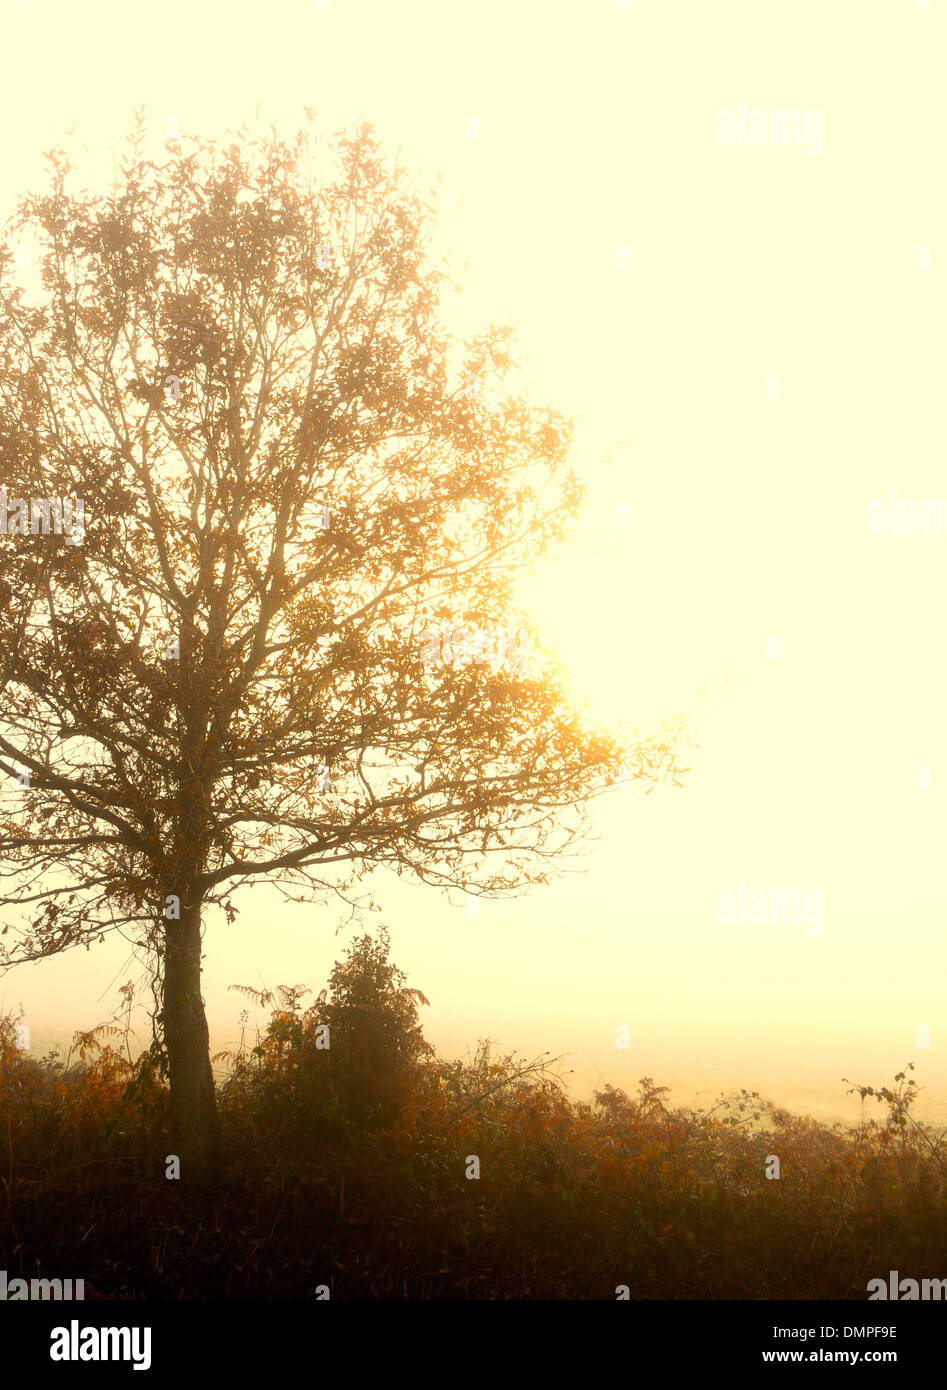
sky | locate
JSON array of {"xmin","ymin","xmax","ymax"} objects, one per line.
[{"xmin": 1, "ymin": 0, "xmax": 946, "ymax": 1127}]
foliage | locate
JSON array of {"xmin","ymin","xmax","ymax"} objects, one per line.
[
  {"xmin": 0, "ymin": 111, "xmax": 685, "ymax": 1173},
  {"xmin": 1, "ymin": 933, "xmax": 944, "ymax": 1299}
]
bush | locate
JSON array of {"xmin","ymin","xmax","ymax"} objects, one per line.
[{"xmin": 1, "ymin": 936, "xmax": 945, "ymax": 1299}]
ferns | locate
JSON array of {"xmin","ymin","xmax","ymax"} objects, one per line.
[{"xmin": 0, "ymin": 941, "xmax": 945, "ymax": 1297}]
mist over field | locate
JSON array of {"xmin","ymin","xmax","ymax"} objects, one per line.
[{"xmin": 0, "ymin": 4, "xmax": 944, "ymax": 1356}]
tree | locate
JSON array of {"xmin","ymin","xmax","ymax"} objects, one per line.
[
  {"xmin": 318, "ymin": 926, "xmax": 432, "ymax": 1130},
  {"xmin": 0, "ymin": 115, "xmax": 683, "ymax": 1178},
  {"xmin": 225, "ymin": 929, "xmax": 432, "ymax": 1144}
]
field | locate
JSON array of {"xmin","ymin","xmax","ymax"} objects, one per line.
[{"xmin": 1, "ymin": 930, "xmax": 943, "ymax": 1301}]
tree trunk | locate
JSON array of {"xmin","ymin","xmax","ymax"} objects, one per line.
[{"xmin": 163, "ymin": 899, "xmax": 218, "ymax": 1182}]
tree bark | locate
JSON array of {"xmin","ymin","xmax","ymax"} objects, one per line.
[{"xmin": 163, "ymin": 898, "xmax": 218, "ymax": 1182}]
